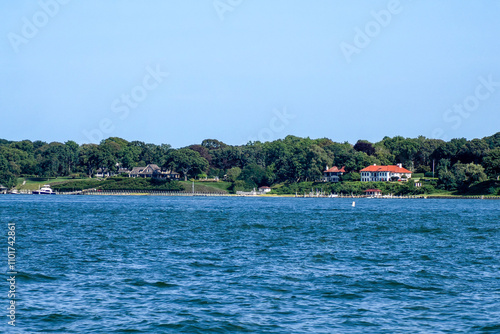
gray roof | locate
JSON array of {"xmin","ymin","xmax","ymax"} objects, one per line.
[
  {"xmin": 130, "ymin": 164, "xmax": 163, "ymax": 175},
  {"xmin": 130, "ymin": 167, "xmax": 144, "ymax": 174}
]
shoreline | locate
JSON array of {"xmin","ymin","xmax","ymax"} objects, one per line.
[{"xmin": 7, "ymin": 190, "xmax": 498, "ymax": 200}]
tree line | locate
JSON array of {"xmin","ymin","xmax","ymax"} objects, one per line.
[{"xmin": 0, "ymin": 133, "xmax": 499, "ymax": 193}]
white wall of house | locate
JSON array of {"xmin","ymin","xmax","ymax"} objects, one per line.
[
  {"xmin": 360, "ymin": 171, "xmax": 412, "ymax": 182},
  {"xmin": 323, "ymin": 172, "xmax": 343, "ymax": 182}
]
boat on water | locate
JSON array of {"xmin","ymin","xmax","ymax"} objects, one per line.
[{"xmin": 32, "ymin": 185, "xmax": 56, "ymax": 195}]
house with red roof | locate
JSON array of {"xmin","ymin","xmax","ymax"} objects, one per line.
[
  {"xmin": 360, "ymin": 164, "xmax": 412, "ymax": 182},
  {"xmin": 322, "ymin": 166, "xmax": 346, "ymax": 182},
  {"xmin": 364, "ymin": 189, "xmax": 382, "ymax": 197},
  {"xmin": 258, "ymin": 186, "xmax": 271, "ymax": 193}
]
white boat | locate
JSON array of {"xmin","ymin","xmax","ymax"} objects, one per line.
[{"xmin": 32, "ymin": 185, "xmax": 56, "ymax": 195}]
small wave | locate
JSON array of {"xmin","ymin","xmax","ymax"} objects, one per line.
[
  {"xmin": 352, "ymin": 279, "xmax": 443, "ymax": 292},
  {"xmin": 189, "ymin": 261, "xmax": 221, "ymax": 268},
  {"xmin": 322, "ymin": 292, "xmax": 364, "ymax": 300},
  {"xmin": 157, "ymin": 321, "xmax": 256, "ymax": 333},
  {"xmin": 17, "ymin": 271, "xmax": 59, "ymax": 282},
  {"xmin": 41, "ymin": 312, "xmax": 82, "ymax": 322},
  {"xmin": 240, "ymin": 222, "xmax": 268, "ymax": 229},
  {"xmin": 123, "ymin": 278, "xmax": 177, "ymax": 288},
  {"xmin": 402, "ymin": 305, "xmax": 430, "ymax": 311},
  {"xmin": 280, "ymin": 275, "xmax": 302, "ymax": 282},
  {"xmin": 182, "ymin": 297, "xmax": 221, "ymax": 305},
  {"xmin": 312, "ymin": 253, "xmax": 339, "ymax": 262},
  {"xmin": 409, "ymin": 226, "xmax": 444, "ymax": 234},
  {"xmin": 341, "ymin": 319, "xmax": 380, "ymax": 327},
  {"xmin": 472, "ymin": 323, "xmax": 500, "ymax": 332}
]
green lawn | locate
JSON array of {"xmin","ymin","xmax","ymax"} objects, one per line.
[
  {"xmin": 179, "ymin": 181, "xmax": 232, "ymax": 194},
  {"xmin": 16, "ymin": 177, "xmax": 231, "ymax": 193},
  {"xmin": 17, "ymin": 177, "xmax": 89, "ymax": 190}
]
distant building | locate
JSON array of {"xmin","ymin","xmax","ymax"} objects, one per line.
[
  {"xmin": 129, "ymin": 164, "xmax": 180, "ymax": 180},
  {"xmin": 129, "ymin": 167, "xmax": 146, "ymax": 178},
  {"xmin": 364, "ymin": 189, "xmax": 382, "ymax": 197},
  {"xmin": 117, "ymin": 167, "xmax": 130, "ymax": 175},
  {"xmin": 154, "ymin": 169, "xmax": 181, "ymax": 180},
  {"xmin": 95, "ymin": 166, "xmax": 130, "ymax": 178},
  {"xmin": 322, "ymin": 166, "xmax": 346, "ymax": 182},
  {"xmin": 0, "ymin": 184, "xmax": 7, "ymax": 194},
  {"xmin": 95, "ymin": 168, "xmax": 111, "ymax": 178},
  {"xmin": 360, "ymin": 164, "xmax": 412, "ymax": 182},
  {"xmin": 258, "ymin": 186, "xmax": 271, "ymax": 193}
]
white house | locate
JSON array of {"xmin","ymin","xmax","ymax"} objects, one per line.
[
  {"xmin": 258, "ymin": 186, "xmax": 271, "ymax": 193},
  {"xmin": 322, "ymin": 166, "xmax": 346, "ymax": 182},
  {"xmin": 360, "ymin": 164, "xmax": 412, "ymax": 182}
]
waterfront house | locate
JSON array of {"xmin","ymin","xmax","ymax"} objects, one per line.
[
  {"xmin": 0, "ymin": 184, "xmax": 7, "ymax": 194},
  {"xmin": 129, "ymin": 164, "xmax": 180, "ymax": 180},
  {"xmin": 364, "ymin": 189, "xmax": 382, "ymax": 197},
  {"xmin": 117, "ymin": 167, "xmax": 131, "ymax": 175},
  {"xmin": 360, "ymin": 164, "xmax": 412, "ymax": 182},
  {"xmin": 153, "ymin": 169, "xmax": 181, "ymax": 180},
  {"xmin": 322, "ymin": 166, "xmax": 346, "ymax": 182},
  {"xmin": 258, "ymin": 186, "xmax": 271, "ymax": 193},
  {"xmin": 129, "ymin": 167, "xmax": 145, "ymax": 178},
  {"xmin": 95, "ymin": 167, "xmax": 130, "ymax": 178},
  {"xmin": 95, "ymin": 168, "xmax": 111, "ymax": 178}
]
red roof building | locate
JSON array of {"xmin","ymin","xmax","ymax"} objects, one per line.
[
  {"xmin": 323, "ymin": 166, "xmax": 346, "ymax": 182},
  {"xmin": 360, "ymin": 164, "xmax": 412, "ymax": 182},
  {"xmin": 258, "ymin": 186, "xmax": 272, "ymax": 193},
  {"xmin": 364, "ymin": 189, "xmax": 382, "ymax": 196}
]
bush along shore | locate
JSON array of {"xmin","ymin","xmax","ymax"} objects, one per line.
[
  {"xmin": 50, "ymin": 177, "xmax": 184, "ymax": 192},
  {"xmin": 1, "ymin": 133, "xmax": 499, "ymax": 196},
  {"xmin": 12, "ymin": 177, "xmax": 497, "ymax": 199}
]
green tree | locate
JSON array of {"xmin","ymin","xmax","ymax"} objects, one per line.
[
  {"xmin": 78, "ymin": 144, "xmax": 101, "ymax": 176},
  {"xmin": 437, "ymin": 159, "xmax": 456, "ymax": 190},
  {"xmin": 483, "ymin": 148, "xmax": 500, "ymax": 178},
  {"xmin": 226, "ymin": 167, "xmax": 241, "ymax": 182},
  {"xmin": 165, "ymin": 148, "xmax": 208, "ymax": 181},
  {"xmin": 64, "ymin": 140, "xmax": 80, "ymax": 174},
  {"xmin": 353, "ymin": 140, "xmax": 375, "ymax": 155},
  {"xmin": 0, "ymin": 154, "xmax": 17, "ymax": 188},
  {"xmin": 342, "ymin": 172, "xmax": 360, "ymax": 181},
  {"xmin": 239, "ymin": 163, "xmax": 267, "ymax": 188},
  {"xmin": 201, "ymin": 139, "xmax": 227, "ymax": 150},
  {"xmin": 452, "ymin": 163, "xmax": 488, "ymax": 191}
]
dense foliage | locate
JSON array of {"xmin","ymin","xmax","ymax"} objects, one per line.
[
  {"xmin": 50, "ymin": 178, "xmax": 184, "ymax": 192},
  {"xmin": 0, "ymin": 133, "xmax": 499, "ymax": 194}
]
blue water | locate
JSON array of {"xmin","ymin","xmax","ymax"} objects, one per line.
[{"xmin": 1, "ymin": 196, "xmax": 499, "ymax": 333}]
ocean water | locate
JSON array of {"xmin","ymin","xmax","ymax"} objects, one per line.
[{"xmin": 0, "ymin": 195, "xmax": 499, "ymax": 333}]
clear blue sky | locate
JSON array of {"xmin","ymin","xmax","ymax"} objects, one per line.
[{"xmin": 1, "ymin": 1, "xmax": 499, "ymax": 148}]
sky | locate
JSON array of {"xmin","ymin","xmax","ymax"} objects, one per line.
[{"xmin": 1, "ymin": 0, "xmax": 499, "ymax": 148}]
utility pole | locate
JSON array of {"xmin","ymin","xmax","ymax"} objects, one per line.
[{"xmin": 432, "ymin": 159, "xmax": 435, "ymax": 178}]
